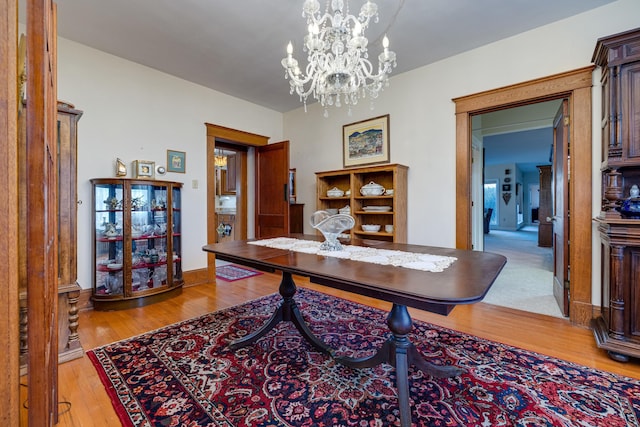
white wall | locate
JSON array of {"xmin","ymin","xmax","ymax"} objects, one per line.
[
  {"xmin": 284, "ymin": 0, "xmax": 640, "ymax": 303},
  {"xmin": 56, "ymin": 38, "xmax": 284, "ymax": 290}
]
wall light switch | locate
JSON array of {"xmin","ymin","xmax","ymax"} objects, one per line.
[{"xmin": 192, "ymin": 179, "xmax": 198, "ymax": 189}]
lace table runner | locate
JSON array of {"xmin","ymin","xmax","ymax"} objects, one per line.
[{"xmin": 248, "ymin": 237, "xmax": 456, "ymax": 272}]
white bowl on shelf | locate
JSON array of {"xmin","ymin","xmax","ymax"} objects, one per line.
[
  {"xmin": 338, "ymin": 205, "xmax": 351, "ymax": 214},
  {"xmin": 361, "ymin": 224, "xmax": 381, "ymax": 232},
  {"xmin": 327, "ymin": 187, "xmax": 345, "ymax": 197},
  {"xmin": 360, "ymin": 181, "xmax": 385, "ymax": 196}
]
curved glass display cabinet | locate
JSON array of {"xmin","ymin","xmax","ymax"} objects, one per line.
[{"xmin": 91, "ymin": 178, "xmax": 183, "ymax": 310}]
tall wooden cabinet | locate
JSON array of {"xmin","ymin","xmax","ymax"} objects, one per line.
[
  {"xmin": 316, "ymin": 164, "xmax": 408, "ymax": 243},
  {"xmin": 592, "ymin": 28, "xmax": 640, "ymax": 362},
  {"xmin": 19, "ymin": 101, "xmax": 84, "ymax": 370},
  {"xmin": 91, "ymin": 179, "xmax": 184, "ymax": 310}
]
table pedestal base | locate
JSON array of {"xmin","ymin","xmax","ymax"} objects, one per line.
[
  {"xmin": 335, "ymin": 303, "xmax": 463, "ymax": 427},
  {"xmin": 229, "ymin": 272, "xmax": 464, "ymax": 427},
  {"xmin": 229, "ymin": 272, "xmax": 335, "ymax": 355}
]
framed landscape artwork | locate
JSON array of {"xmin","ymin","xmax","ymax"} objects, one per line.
[{"xmin": 343, "ymin": 114, "xmax": 390, "ymax": 168}]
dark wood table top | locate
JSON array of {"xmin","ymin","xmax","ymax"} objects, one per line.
[{"xmin": 203, "ymin": 234, "xmax": 506, "ymax": 315}]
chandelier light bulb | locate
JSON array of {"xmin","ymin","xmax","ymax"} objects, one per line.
[{"xmin": 281, "ymin": 0, "xmax": 397, "ymax": 115}]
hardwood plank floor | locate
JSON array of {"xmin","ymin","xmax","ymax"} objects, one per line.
[{"xmin": 34, "ymin": 271, "xmax": 639, "ymax": 427}]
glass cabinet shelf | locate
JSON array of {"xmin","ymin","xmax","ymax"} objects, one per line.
[{"xmin": 91, "ymin": 178, "xmax": 184, "ymax": 310}]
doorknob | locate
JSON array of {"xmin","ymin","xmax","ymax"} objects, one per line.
[{"xmin": 546, "ymin": 217, "xmax": 556, "ymax": 222}]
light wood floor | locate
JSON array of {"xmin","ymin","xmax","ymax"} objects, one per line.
[{"xmin": 30, "ymin": 271, "xmax": 640, "ymax": 427}]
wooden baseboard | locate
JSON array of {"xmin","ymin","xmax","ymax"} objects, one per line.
[
  {"xmin": 571, "ymin": 300, "xmax": 595, "ymax": 328},
  {"xmin": 79, "ymin": 267, "xmax": 211, "ymax": 311},
  {"xmin": 183, "ymin": 268, "xmax": 209, "ymax": 288}
]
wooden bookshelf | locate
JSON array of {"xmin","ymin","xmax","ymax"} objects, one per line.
[{"xmin": 316, "ymin": 164, "xmax": 408, "ymax": 243}]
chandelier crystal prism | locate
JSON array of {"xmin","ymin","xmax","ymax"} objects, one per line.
[{"xmin": 281, "ymin": 0, "xmax": 397, "ymax": 116}]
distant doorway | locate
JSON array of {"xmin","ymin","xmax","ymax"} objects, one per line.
[
  {"xmin": 205, "ymin": 123, "xmax": 269, "ymax": 282},
  {"xmin": 483, "ymin": 180, "xmax": 498, "ymax": 228}
]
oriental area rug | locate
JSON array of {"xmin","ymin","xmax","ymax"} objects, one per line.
[
  {"xmin": 215, "ymin": 264, "xmax": 262, "ymax": 282},
  {"xmin": 88, "ymin": 289, "xmax": 640, "ymax": 427}
]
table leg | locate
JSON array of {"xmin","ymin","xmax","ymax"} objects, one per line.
[
  {"xmin": 229, "ymin": 272, "xmax": 334, "ymax": 355},
  {"xmin": 334, "ymin": 303, "xmax": 464, "ymax": 427}
]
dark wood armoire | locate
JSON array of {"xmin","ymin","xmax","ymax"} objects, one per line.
[
  {"xmin": 592, "ymin": 28, "xmax": 640, "ymax": 362},
  {"xmin": 19, "ymin": 101, "xmax": 84, "ymax": 372}
]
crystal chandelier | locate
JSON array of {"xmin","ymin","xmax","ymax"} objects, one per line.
[{"xmin": 281, "ymin": 0, "xmax": 397, "ymax": 116}]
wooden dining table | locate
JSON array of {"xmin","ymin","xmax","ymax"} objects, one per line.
[{"xmin": 203, "ymin": 234, "xmax": 506, "ymax": 427}]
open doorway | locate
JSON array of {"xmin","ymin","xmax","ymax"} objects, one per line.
[
  {"xmin": 473, "ymin": 101, "xmax": 563, "ymax": 318},
  {"xmin": 213, "ymin": 145, "xmax": 243, "ymax": 244},
  {"xmin": 454, "ymin": 67, "xmax": 594, "ymax": 327},
  {"xmin": 205, "ymin": 123, "xmax": 269, "ymax": 282}
]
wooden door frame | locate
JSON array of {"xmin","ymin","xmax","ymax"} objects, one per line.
[
  {"xmin": 205, "ymin": 123, "xmax": 268, "ymax": 282},
  {"xmin": 453, "ymin": 66, "xmax": 594, "ymax": 326},
  {"xmin": 0, "ymin": 0, "xmax": 20, "ymax": 424}
]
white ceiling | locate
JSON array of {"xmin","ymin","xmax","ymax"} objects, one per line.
[{"xmin": 42, "ymin": 0, "xmax": 614, "ymax": 113}]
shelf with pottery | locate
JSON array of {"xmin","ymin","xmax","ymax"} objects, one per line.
[
  {"xmin": 91, "ymin": 178, "xmax": 184, "ymax": 310},
  {"xmin": 316, "ymin": 164, "xmax": 408, "ymax": 243}
]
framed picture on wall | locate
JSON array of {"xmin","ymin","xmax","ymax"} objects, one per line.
[
  {"xmin": 167, "ymin": 150, "xmax": 186, "ymax": 173},
  {"xmin": 133, "ymin": 160, "xmax": 155, "ymax": 179},
  {"xmin": 289, "ymin": 168, "xmax": 296, "ymax": 203},
  {"xmin": 343, "ymin": 114, "xmax": 390, "ymax": 167}
]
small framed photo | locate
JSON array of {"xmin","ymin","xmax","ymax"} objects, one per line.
[
  {"xmin": 167, "ymin": 150, "xmax": 186, "ymax": 173},
  {"xmin": 502, "ymin": 184, "xmax": 511, "ymax": 191},
  {"xmin": 133, "ymin": 160, "xmax": 155, "ymax": 179},
  {"xmin": 343, "ymin": 114, "xmax": 390, "ymax": 168}
]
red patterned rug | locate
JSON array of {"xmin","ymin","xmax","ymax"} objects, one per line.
[
  {"xmin": 215, "ymin": 264, "xmax": 262, "ymax": 282},
  {"xmin": 88, "ymin": 288, "xmax": 640, "ymax": 426}
]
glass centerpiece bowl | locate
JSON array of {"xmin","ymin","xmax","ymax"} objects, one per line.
[{"xmin": 310, "ymin": 210, "xmax": 355, "ymax": 251}]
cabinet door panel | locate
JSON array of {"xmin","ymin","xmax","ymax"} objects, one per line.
[
  {"xmin": 622, "ymin": 63, "xmax": 640, "ymax": 159},
  {"xmin": 630, "ymin": 249, "xmax": 640, "ymax": 338}
]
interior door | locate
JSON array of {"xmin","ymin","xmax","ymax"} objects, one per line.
[
  {"xmin": 552, "ymin": 99, "xmax": 570, "ymax": 316},
  {"xmin": 256, "ymin": 141, "xmax": 290, "ymax": 238}
]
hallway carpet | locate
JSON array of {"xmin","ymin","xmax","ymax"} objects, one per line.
[{"xmin": 482, "ymin": 226, "xmax": 563, "ymax": 318}]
